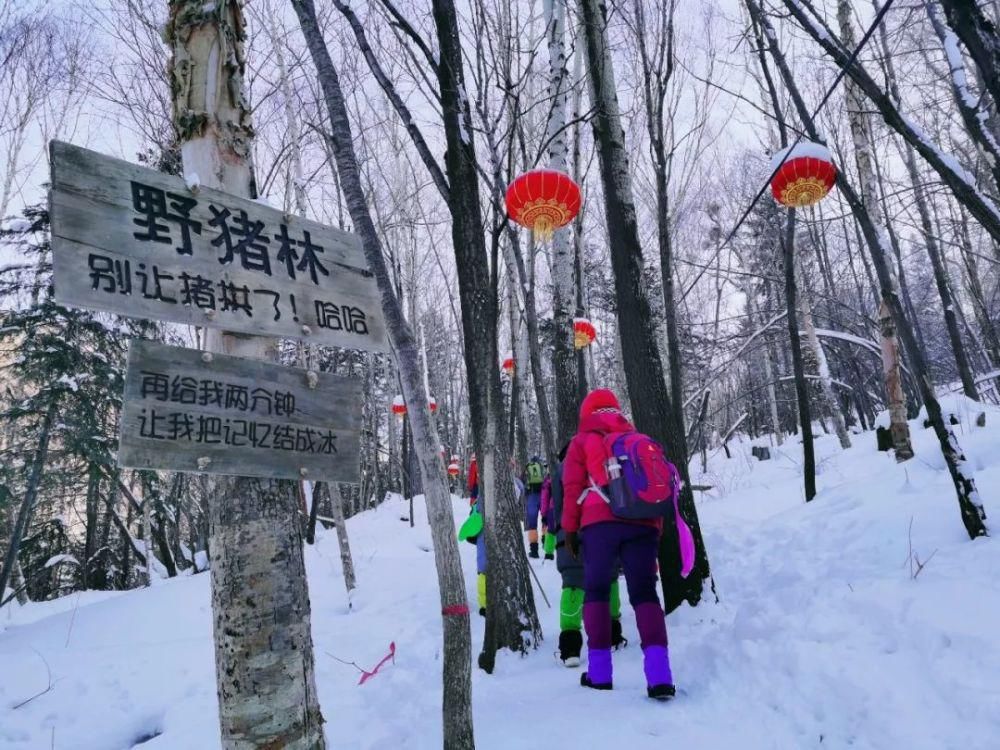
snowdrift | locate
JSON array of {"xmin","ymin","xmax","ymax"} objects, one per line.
[{"xmin": 2, "ymin": 408, "xmax": 999, "ymax": 749}]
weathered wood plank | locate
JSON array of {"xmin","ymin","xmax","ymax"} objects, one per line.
[
  {"xmin": 119, "ymin": 339, "xmax": 363, "ymax": 482},
  {"xmin": 50, "ymin": 140, "xmax": 368, "ymax": 269},
  {"xmin": 48, "ymin": 140, "xmax": 388, "ymax": 352},
  {"xmin": 51, "ymin": 231, "xmax": 387, "ymax": 352}
]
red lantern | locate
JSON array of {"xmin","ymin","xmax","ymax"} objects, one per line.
[
  {"xmin": 428, "ymin": 397, "xmax": 438, "ymax": 414},
  {"xmin": 505, "ymin": 169, "xmax": 582, "ymax": 240},
  {"xmin": 391, "ymin": 395, "xmax": 406, "ymax": 417},
  {"xmin": 573, "ymin": 317, "xmax": 597, "ymax": 349},
  {"xmin": 447, "ymin": 462, "xmax": 460, "ymax": 478},
  {"xmin": 770, "ymin": 142, "xmax": 836, "ymax": 208},
  {"xmin": 501, "ymin": 352, "xmax": 515, "ymax": 377}
]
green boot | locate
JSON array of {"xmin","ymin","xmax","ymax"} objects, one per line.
[{"xmin": 543, "ymin": 532, "xmax": 556, "ymax": 560}]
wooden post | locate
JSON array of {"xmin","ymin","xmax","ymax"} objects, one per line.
[{"xmin": 879, "ymin": 300, "xmax": 914, "ymax": 462}]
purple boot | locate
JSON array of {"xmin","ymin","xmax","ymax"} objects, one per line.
[
  {"xmin": 581, "ymin": 648, "xmax": 613, "ymax": 690},
  {"xmin": 643, "ymin": 645, "xmax": 676, "ymax": 700}
]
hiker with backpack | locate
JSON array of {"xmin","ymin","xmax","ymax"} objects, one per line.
[
  {"xmin": 561, "ymin": 389, "xmax": 695, "ymax": 701},
  {"xmin": 523, "ymin": 456, "xmax": 546, "ymax": 558},
  {"xmin": 547, "ymin": 443, "xmax": 626, "ymax": 667},
  {"xmin": 540, "ymin": 473, "xmax": 556, "ymax": 561},
  {"xmin": 465, "ymin": 454, "xmax": 487, "ymax": 616}
]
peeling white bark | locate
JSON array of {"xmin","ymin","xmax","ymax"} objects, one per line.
[
  {"xmin": 835, "ymin": 0, "xmax": 910, "ymax": 458},
  {"xmin": 544, "ymin": 0, "xmax": 579, "ymax": 446},
  {"xmin": 167, "ymin": 3, "xmax": 325, "ymax": 747}
]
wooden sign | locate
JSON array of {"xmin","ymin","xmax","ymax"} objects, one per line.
[
  {"xmin": 119, "ymin": 339, "xmax": 363, "ymax": 482},
  {"xmin": 48, "ymin": 140, "xmax": 388, "ymax": 352}
]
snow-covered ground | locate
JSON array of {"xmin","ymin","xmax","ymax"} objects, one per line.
[{"xmin": 3, "ymin": 399, "xmax": 1000, "ymax": 749}]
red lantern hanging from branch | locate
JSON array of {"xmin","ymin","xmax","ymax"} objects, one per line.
[
  {"xmin": 447, "ymin": 462, "xmax": 460, "ymax": 478},
  {"xmin": 428, "ymin": 397, "xmax": 438, "ymax": 414},
  {"xmin": 505, "ymin": 169, "xmax": 582, "ymax": 241},
  {"xmin": 391, "ymin": 395, "xmax": 406, "ymax": 417},
  {"xmin": 573, "ymin": 317, "xmax": 597, "ymax": 349},
  {"xmin": 501, "ymin": 351, "xmax": 515, "ymax": 377},
  {"xmin": 770, "ymin": 142, "xmax": 836, "ymax": 208}
]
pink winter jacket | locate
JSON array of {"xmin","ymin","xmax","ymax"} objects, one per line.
[{"xmin": 560, "ymin": 409, "xmax": 662, "ymax": 534}]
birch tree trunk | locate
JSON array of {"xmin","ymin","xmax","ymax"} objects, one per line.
[
  {"xmin": 577, "ymin": 0, "xmax": 712, "ymax": 611},
  {"xmin": 318, "ymin": 483, "xmax": 356, "ymax": 599},
  {"xmin": 167, "ymin": 3, "xmax": 325, "ymax": 747},
  {"xmin": 291, "ymin": 3, "xmax": 475, "ymax": 745},
  {"xmin": 798, "ymin": 269, "xmax": 851, "ymax": 449},
  {"xmin": 8, "ymin": 560, "xmax": 29, "ymax": 605},
  {"xmin": 829, "ymin": 1, "xmax": 916, "ymax": 455},
  {"xmin": 748, "ymin": 294, "xmax": 783, "ymax": 445},
  {"xmin": 544, "ymin": 0, "xmax": 580, "ymax": 448},
  {"xmin": 879, "ymin": 302, "xmax": 915, "ymax": 462},
  {"xmin": 511, "ymin": 300, "xmax": 532, "ymax": 464}
]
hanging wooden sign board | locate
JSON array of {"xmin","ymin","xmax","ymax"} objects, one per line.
[
  {"xmin": 48, "ymin": 140, "xmax": 387, "ymax": 352},
  {"xmin": 118, "ymin": 339, "xmax": 363, "ymax": 482}
]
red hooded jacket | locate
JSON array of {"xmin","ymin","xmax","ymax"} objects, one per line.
[
  {"xmin": 560, "ymin": 389, "xmax": 662, "ymax": 534},
  {"xmin": 467, "ymin": 457, "xmax": 478, "ymax": 501}
]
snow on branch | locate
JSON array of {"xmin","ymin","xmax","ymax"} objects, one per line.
[{"xmin": 43, "ymin": 554, "xmax": 79, "ymax": 569}]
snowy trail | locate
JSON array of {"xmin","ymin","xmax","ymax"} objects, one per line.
[{"xmin": 2, "ymin": 400, "xmax": 999, "ymax": 749}]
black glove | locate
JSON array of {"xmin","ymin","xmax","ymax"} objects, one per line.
[{"xmin": 566, "ymin": 530, "xmax": 580, "ymax": 559}]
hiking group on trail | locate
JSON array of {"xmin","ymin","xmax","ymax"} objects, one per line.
[{"xmin": 459, "ymin": 388, "xmax": 695, "ymax": 701}]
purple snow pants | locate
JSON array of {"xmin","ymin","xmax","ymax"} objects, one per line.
[{"xmin": 581, "ymin": 522, "xmax": 671, "ymax": 687}]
